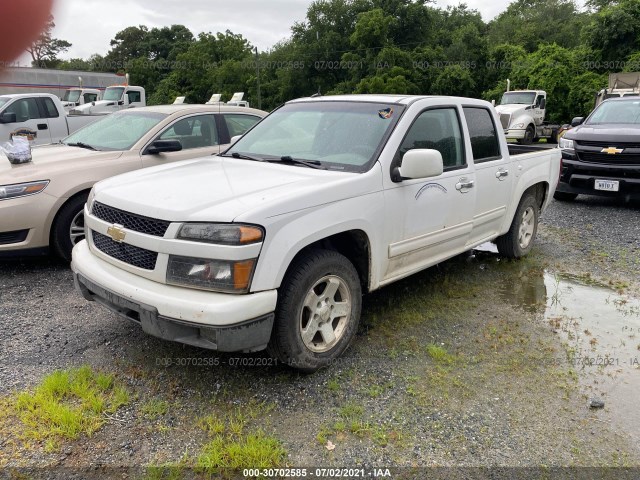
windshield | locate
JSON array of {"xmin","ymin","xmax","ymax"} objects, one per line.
[
  {"xmin": 587, "ymin": 100, "xmax": 640, "ymax": 125},
  {"xmin": 0, "ymin": 97, "xmax": 10, "ymax": 109},
  {"xmin": 62, "ymin": 90, "xmax": 81, "ymax": 102},
  {"xmin": 63, "ymin": 111, "xmax": 167, "ymax": 151},
  {"xmin": 103, "ymin": 87, "xmax": 124, "ymax": 102},
  {"xmin": 500, "ymin": 92, "xmax": 536, "ymax": 105},
  {"xmin": 227, "ymin": 101, "xmax": 403, "ymax": 172}
]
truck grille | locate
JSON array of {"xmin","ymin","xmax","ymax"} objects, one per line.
[
  {"xmin": 578, "ymin": 152, "xmax": 640, "ymax": 165},
  {"xmin": 92, "ymin": 231, "xmax": 158, "ymax": 270},
  {"xmin": 499, "ymin": 113, "xmax": 511, "ymax": 130},
  {"xmin": 92, "ymin": 202, "xmax": 170, "ymax": 237},
  {"xmin": 577, "ymin": 140, "xmax": 640, "ymax": 149}
]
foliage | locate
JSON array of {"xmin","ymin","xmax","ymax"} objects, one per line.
[{"xmin": 27, "ymin": 15, "xmax": 71, "ymax": 67}]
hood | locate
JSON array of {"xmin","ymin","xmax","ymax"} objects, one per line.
[
  {"xmin": 95, "ymin": 157, "xmax": 370, "ymax": 223},
  {"xmin": 0, "ymin": 143, "xmax": 124, "ymax": 184},
  {"xmin": 72, "ymin": 100, "xmax": 118, "ymax": 115},
  {"xmin": 495, "ymin": 104, "xmax": 530, "ymax": 116},
  {"xmin": 565, "ymin": 123, "xmax": 640, "ymax": 143}
]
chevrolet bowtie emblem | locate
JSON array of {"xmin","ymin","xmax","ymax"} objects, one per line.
[
  {"xmin": 601, "ymin": 147, "xmax": 624, "ymax": 154},
  {"xmin": 106, "ymin": 224, "xmax": 126, "ymax": 243}
]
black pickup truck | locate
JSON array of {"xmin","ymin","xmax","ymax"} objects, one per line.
[{"xmin": 555, "ymin": 97, "xmax": 640, "ymax": 201}]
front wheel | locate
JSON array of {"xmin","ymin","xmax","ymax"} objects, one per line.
[
  {"xmin": 268, "ymin": 249, "xmax": 362, "ymax": 372},
  {"xmin": 51, "ymin": 193, "xmax": 88, "ymax": 262},
  {"xmin": 517, "ymin": 125, "xmax": 535, "ymax": 145},
  {"xmin": 496, "ymin": 193, "xmax": 539, "ymax": 259}
]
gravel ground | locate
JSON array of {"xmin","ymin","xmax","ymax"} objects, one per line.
[{"xmin": 1, "ymin": 195, "xmax": 639, "ymax": 476}]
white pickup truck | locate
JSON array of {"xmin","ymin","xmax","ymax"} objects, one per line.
[
  {"xmin": 0, "ymin": 93, "xmax": 96, "ymax": 145},
  {"xmin": 72, "ymin": 94, "xmax": 561, "ymax": 371}
]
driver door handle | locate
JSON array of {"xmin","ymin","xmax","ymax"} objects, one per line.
[{"xmin": 455, "ymin": 178, "xmax": 474, "ymax": 193}]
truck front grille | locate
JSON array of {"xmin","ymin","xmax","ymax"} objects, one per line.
[
  {"xmin": 578, "ymin": 152, "xmax": 640, "ymax": 165},
  {"xmin": 577, "ymin": 140, "xmax": 640, "ymax": 149},
  {"xmin": 92, "ymin": 202, "xmax": 170, "ymax": 237},
  {"xmin": 499, "ymin": 113, "xmax": 511, "ymax": 130},
  {"xmin": 92, "ymin": 231, "xmax": 158, "ymax": 270}
]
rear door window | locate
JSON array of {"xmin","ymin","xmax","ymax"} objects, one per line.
[{"xmin": 463, "ymin": 107, "xmax": 502, "ymax": 163}]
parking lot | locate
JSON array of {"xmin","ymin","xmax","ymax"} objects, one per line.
[{"xmin": 1, "ymin": 196, "xmax": 640, "ymax": 474}]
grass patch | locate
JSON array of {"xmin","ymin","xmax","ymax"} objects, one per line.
[
  {"xmin": 196, "ymin": 431, "xmax": 286, "ymax": 470},
  {"xmin": 10, "ymin": 365, "xmax": 129, "ymax": 444},
  {"xmin": 426, "ymin": 344, "xmax": 457, "ymax": 365},
  {"xmin": 141, "ymin": 399, "xmax": 170, "ymax": 419}
]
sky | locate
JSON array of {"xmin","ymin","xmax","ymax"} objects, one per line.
[{"xmin": 17, "ymin": 0, "xmax": 524, "ymax": 66}]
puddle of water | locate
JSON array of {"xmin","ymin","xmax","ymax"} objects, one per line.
[{"xmin": 498, "ymin": 266, "xmax": 640, "ymax": 440}]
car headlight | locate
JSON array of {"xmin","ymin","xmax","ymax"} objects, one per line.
[
  {"xmin": 177, "ymin": 223, "xmax": 263, "ymax": 245},
  {"xmin": 511, "ymin": 123, "xmax": 525, "ymax": 129},
  {"xmin": 559, "ymin": 137, "xmax": 574, "ymax": 151},
  {"xmin": 0, "ymin": 180, "xmax": 49, "ymax": 201},
  {"xmin": 166, "ymin": 256, "xmax": 256, "ymax": 293}
]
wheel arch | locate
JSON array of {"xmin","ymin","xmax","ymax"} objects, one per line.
[
  {"xmin": 278, "ymin": 229, "xmax": 372, "ymax": 294},
  {"xmin": 48, "ymin": 188, "xmax": 92, "ymax": 244}
]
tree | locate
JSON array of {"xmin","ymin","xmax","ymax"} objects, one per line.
[{"xmin": 26, "ymin": 15, "xmax": 71, "ymax": 67}]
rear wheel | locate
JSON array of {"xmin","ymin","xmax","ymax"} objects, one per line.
[
  {"xmin": 51, "ymin": 193, "xmax": 88, "ymax": 262},
  {"xmin": 268, "ymin": 249, "xmax": 362, "ymax": 372},
  {"xmin": 553, "ymin": 191, "xmax": 578, "ymax": 202},
  {"xmin": 496, "ymin": 193, "xmax": 539, "ymax": 259}
]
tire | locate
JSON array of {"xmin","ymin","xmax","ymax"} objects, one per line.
[
  {"xmin": 268, "ymin": 249, "xmax": 362, "ymax": 372},
  {"xmin": 549, "ymin": 129, "xmax": 559, "ymax": 144},
  {"xmin": 517, "ymin": 125, "xmax": 535, "ymax": 145},
  {"xmin": 51, "ymin": 193, "xmax": 88, "ymax": 262},
  {"xmin": 496, "ymin": 193, "xmax": 539, "ymax": 259},
  {"xmin": 553, "ymin": 191, "xmax": 578, "ymax": 202}
]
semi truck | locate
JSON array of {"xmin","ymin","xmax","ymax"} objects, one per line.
[{"xmin": 495, "ymin": 88, "xmax": 560, "ymax": 145}]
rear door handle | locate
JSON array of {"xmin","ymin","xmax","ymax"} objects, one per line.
[
  {"xmin": 496, "ymin": 169, "xmax": 509, "ymax": 180},
  {"xmin": 455, "ymin": 178, "xmax": 475, "ymax": 192},
  {"xmin": 37, "ymin": 123, "xmax": 48, "ymax": 130}
]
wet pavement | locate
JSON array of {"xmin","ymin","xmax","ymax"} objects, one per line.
[{"xmin": 475, "ymin": 241, "xmax": 640, "ymax": 444}]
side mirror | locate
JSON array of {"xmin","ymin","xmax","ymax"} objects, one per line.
[
  {"xmin": 118, "ymin": 100, "xmax": 124, "ymax": 106},
  {"xmin": 145, "ymin": 139, "xmax": 183, "ymax": 155},
  {"xmin": 539, "ymin": 98, "xmax": 546, "ymax": 110},
  {"xmin": 0, "ymin": 112, "xmax": 17, "ymax": 124},
  {"xmin": 229, "ymin": 135, "xmax": 242, "ymax": 146},
  {"xmin": 570, "ymin": 117, "xmax": 584, "ymax": 127},
  {"xmin": 393, "ymin": 149, "xmax": 443, "ymax": 182}
]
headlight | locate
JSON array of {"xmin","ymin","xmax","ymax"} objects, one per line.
[
  {"xmin": 559, "ymin": 137, "xmax": 574, "ymax": 150},
  {"xmin": 178, "ymin": 223, "xmax": 263, "ymax": 245},
  {"xmin": 167, "ymin": 256, "xmax": 256, "ymax": 293},
  {"xmin": 511, "ymin": 123, "xmax": 525, "ymax": 129},
  {"xmin": 0, "ymin": 180, "xmax": 49, "ymax": 201}
]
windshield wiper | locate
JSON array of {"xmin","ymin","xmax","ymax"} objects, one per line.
[
  {"xmin": 270, "ymin": 156, "xmax": 325, "ymax": 169},
  {"xmin": 66, "ymin": 142, "xmax": 98, "ymax": 151},
  {"xmin": 228, "ymin": 152, "xmax": 265, "ymax": 162}
]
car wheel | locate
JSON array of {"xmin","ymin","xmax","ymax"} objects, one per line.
[
  {"xmin": 51, "ymin": 193, "xmax": 88, "ymax": 262},
  {"xmin": 549, "ymin": 129, "xmax": 559, "ymax": 144},
  {"xmin": 553, "ymin": 191, "xmax": 578, "ymax": 201},
  {"xmin": 268, "ymin": 249, "xmax": 362, "ymax": 372},
  {"xmin": 517, "ymin": 125, "xmax": 535, "ymax": 145},
  {"xmin": 496, "ymin": 193, "xmax": 539, "ymax": 259}
]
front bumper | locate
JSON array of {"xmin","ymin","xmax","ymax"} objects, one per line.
[
  {"xmin": 504, "ymin": 128, "xmax": 526, "ymax": 140},
  {"xmin": 0, "ymin": 192, "xmax": 57, "ymax": 254},
  {"xmin": 71, "ymin": 240, "xmax": 277, "ymax": 352},
  {"xmin": 557, "ymin": 156, "xmax": 640, "ymax": 199}
]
